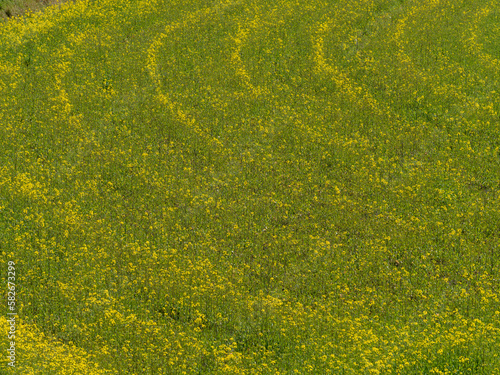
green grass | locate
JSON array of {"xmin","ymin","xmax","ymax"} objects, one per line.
[{"xmin": 1, "ymin": 0, "xmax": 500, "ymax": 373}]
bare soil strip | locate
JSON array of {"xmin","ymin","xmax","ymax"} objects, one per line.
[{"xmin": 0, "ymin": 0, "xmax": 70, "ymax": 20}]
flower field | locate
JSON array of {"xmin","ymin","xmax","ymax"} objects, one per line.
[{"xmin": 1, "ymin": 0, "xmax": 500, "ymax": 373}]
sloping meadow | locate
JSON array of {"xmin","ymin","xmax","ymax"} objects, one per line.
[{"xmin": 1, "ymin": 0, "xmax": 499, "ymax": 373}]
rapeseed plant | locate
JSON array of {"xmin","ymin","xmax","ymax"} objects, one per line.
[{"xmin": 1, "ymin": 0, "xmax": 499, "ymax": 373}]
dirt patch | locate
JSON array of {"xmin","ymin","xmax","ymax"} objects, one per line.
[{"xmin": 0, "ymin": 0, "xmax": 71, "ymax": 20}]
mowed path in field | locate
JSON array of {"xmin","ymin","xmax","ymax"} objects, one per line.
[{"xmin": 1, "ymin": 0, "xmax": 500, "ymax": 373}]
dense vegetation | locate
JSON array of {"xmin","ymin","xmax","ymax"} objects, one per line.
[{"xmin": 1, "ymin": 0, "xmax": 500, "ymax": 373}]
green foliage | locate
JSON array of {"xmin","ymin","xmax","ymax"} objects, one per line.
[{"xmin": 1, "ymin": 0, "xmax": 500, "ymax": 373}]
